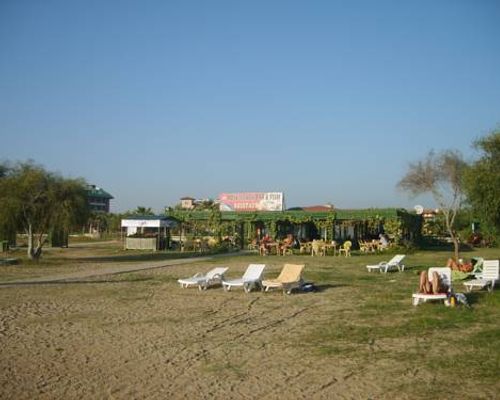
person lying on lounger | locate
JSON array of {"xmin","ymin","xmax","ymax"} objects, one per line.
[
  {"xmin": 418, "ymin": 270, "xmax": 449, "ymax": 294},
  {"xmin": 446, "ymin": 257, "xmax": 473, "ymax": 272}
]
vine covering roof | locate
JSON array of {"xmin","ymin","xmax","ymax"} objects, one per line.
[{"xmin": 165, "ymin": 208, "xmax": 413, "ymax": 222}]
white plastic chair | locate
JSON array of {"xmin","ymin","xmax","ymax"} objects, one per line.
[
  {"xmin": 412, "ymin": 267, "xmax": 452, "ymax": 306},
  {"xmin": 177, "ymin": 267, "xmax": 228, "ymax": 290},
  {"xmin": 222, "ymin": 264, "xmax": 266, "ymax": 293},
  {"xmin": 366, "ymin": 254, "xmax": 406, "ymax": 273},
  {"xmin": 463, "ymin": 260, "xmax": 499, "ymax": 292}
]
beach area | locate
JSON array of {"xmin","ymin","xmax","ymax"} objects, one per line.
[
  {"xmin": 1, "ymin": 244, "xmax": 499, "ymax": 399},
  {"xmin": 2, "ymin": 2, "xmax": 500, "ymax": 398}
]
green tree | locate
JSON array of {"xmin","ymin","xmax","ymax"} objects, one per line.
[
  {"xmin": 106, "ymin": 213, "xmax": 123, "ymax": 233},
  {"xmin": 87, "ymin": 211, "xmax": 109, "ymax": 234},
  {"xmin": 398, "ymin": 150, "xmax": 467, "ymax": 259},
  {"xmin": 196, "ymin": 199, "xmax": 216, "ymax": 210},
  {"xmin": 0, "ymin": 163, "xmax": 8, "ymax": 178},
  {"xmin": 463, "ymin": 130, "xmax": 500, "ymax": 240},
  {"xmin": 129, "ymin": 206, "xmax": 155, "ymax": 216},
  {"xmin": 0, "ymin": 161, "xmax": 89, "ymax": 260},
  {"xmin": 208, "ymin": 205, "xmax": 222, "ymax": 242},
  {"xmin": 0, "ymin": 162, "xmax": 17, "ymax": 244}
]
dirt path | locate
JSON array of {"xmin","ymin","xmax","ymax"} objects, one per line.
[{"xmin": 0, "ymin": 254, "xmax": 231, "ymax": 286}]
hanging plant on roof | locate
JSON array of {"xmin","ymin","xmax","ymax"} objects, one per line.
[
  {"xmin": 268, "ymin": 220, "xmax": 277, "ymax": 239},
  {"xmin": 366, "ymin": 216, "xmax": 382, "ymax": 231},
  {"xmin": 313, "ymin": 219, "xmax": 332, "ymax": 231},
  {"xmin": 208, "ymin": 206, "xmax": 222, "ymax": 241},
  {"xmin": 383, "ymin": 218, "xmax": 403, "ymax": 243}
]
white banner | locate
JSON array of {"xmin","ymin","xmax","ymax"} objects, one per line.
[{"xmin": 218, "ymin": 192, "xmax": 284, "ymax": 212}]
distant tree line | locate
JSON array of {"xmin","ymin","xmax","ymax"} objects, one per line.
[
  {"xmin": 1, "ymin": 129, "xmax": 498, "ymax": 261},
  {"xmin": 86, "ymin": 206, "xmax": 156, "ymax": 235}
]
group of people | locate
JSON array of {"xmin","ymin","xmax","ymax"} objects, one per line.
[
  {"xmin": 258, "ymin": 233, "xmax": 296, "ymax": 256},
  {"xmin": 256, "ymin": 232, "xmax": 473, "ymax": 299},
  {"xmin": 359, "ymin": 234, "xmax": 390, "ymax": 253},
  {"xmin": 255, "ymin": 232, "xmax": 392, "ymax": 256}
]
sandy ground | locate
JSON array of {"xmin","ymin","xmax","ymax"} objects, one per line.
[
  {"xmin": 0, "ymin": 279, "xmax": 372, "ymax": 399},
  {"xmin": 1, "ymin": 254, "xmax": 499, "ymax": 399}
]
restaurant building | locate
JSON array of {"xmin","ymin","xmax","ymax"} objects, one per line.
[{"xmin": 165, "ymin": 192, "xmax": 422, "ymax": 249}]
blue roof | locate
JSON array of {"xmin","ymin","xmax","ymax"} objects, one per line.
[{"xmin": 123, "ymin": 215, "xmax": 177, "ymax": 221}]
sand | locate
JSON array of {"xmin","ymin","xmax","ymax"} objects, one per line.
[{"xmin": 1, "ymin": 254, "xmax": 498, "ymax": 399}]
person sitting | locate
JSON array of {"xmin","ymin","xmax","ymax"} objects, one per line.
[
  {"xmin": 280, "ymin": 234, "xmax": 294, "ymax": 255},
  {"xmin": 248, "ymin": 237, "xmax": 259, "ymax": 251},
  {"xmin": 378, "ymin": 233, "xmax": 389, "ymax": 249},
  {"xmin": 259, "ymin": 234, "xmax": 272, "ymax": 256}
]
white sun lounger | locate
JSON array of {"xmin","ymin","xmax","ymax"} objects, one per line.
[
  {"xmin": 463, "ymin": 260, "xmax": 499, "ymax": 292},
  {"xmin": 222, "ymin": 264, "xmax": 266, "ymax": 293},
  {"xmin": 366, "ymin": 254, "xmax": 406, "ymax": 273},
  {"xmin": 412, "ymin": 267, "xmax": 452, "ymax": 306},
  {"xmin": 178, "ymin": 267, "xmax": 228, "ymax": 290}
]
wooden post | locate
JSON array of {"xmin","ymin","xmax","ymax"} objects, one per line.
[
  {"xmin": 180, "ymin": 223, "xmax": 184, "ymax": 252},
  {"xmin": 121, "ymin": 227, "xmax": 125, "ymax": 250}
]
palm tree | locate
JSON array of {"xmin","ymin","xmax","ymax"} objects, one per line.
[{"xmin": 132, "ymin": 206, "xmax": 155, "ymax": 216}]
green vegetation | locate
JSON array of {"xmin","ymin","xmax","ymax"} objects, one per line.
[
  {"xmin": 398, "ymin": 150, "xmax": 467, "ymax": 260},
  {"xmin": 0, "ymin": 161, "xmax": 88, "ymax": 260},
  {"xmin": 464, "ymin": 129, "xmax": 500, "ymax": 241}
]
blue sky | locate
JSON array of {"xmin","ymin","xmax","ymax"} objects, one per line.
[{"xmin": 1, "ymin": 0, "xmax": 499, "ymax": 212}]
